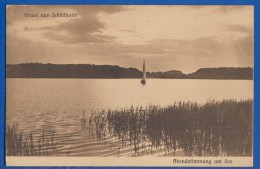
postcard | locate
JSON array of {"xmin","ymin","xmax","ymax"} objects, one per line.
[{"xmin": 5, "ymin": 5, "xmax": 253, "ymax": 167}]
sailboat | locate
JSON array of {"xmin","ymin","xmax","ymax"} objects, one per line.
[{"xmin": 141, "ymin": 60, "xmax": 146, "ymax": 84}]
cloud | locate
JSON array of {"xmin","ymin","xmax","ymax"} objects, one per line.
[
  {"xmin": 226, "ymin": 24, "xmax": 253, "ymax": 34},
  {"xmin": 7, "ymin": 30, "xmax": 253, "ymax": 73},
  {"xmin": 43, "ymin": 30, "xmax": 115, "ymax": 44},
  {"xmin": 43, "ymin": 6, "xmax": 127, "ymax": 43},
  {"xmin": 7, "ymin": 5, "xmax": 128, "ymax": 44},
  {"xmin": 6, "ymin": 5, "xmax": 253, "ymax": 73},
  {"xmin": 213, "ymin": 6, "xmax": 248, "ymax": 14}
]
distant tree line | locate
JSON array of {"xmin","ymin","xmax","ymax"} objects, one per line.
[
  {"xmin": 186, "ymin": 67, "xmax": 253, "ymax": 80},
  {"xmin": 6, "ymin": 63, "xmax": 253, "ymax": 80},
  {"xmin": 6, "ymin": 63, "xmax": 141, "ymax": 79}
]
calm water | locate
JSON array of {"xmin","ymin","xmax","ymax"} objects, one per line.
[{"xmin": 6, "ymin": 78, "xmax": 253, "ymax": 156}]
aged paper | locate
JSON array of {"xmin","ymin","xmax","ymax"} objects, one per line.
[{"xmin": 6, "ymin": 5, "xmax": 253, "ymax": 167}]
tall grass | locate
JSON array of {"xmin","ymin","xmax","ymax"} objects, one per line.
[
  {"xmin": 6, "ymin": 124, "xmax": 58, "ymax": 156},
  {"xmin": 83, "ymin": 99, "xmax": 252, "ymax": 156}
]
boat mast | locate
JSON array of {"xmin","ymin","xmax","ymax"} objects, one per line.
[{"xmin": 143, "ymin": 60, "xmax": 146, "ymax": 80}]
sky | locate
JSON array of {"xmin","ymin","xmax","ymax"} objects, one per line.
[{"xmin": 6, "ymin": 5, "xmax": 253, "ymax": 73}]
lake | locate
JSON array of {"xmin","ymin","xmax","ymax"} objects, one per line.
[{"xmin": 6, "ymin": 78, "xmax": 253, "ymax": 156}]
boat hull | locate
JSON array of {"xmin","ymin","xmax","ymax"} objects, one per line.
[{"xmin": 141, "ymin": 79, "xmax": 146, "ymax": 84}]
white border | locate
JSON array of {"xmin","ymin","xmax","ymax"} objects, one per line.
[{"xmin": 6, "ymin": 157, "xmax": 253, "ymax": 167}]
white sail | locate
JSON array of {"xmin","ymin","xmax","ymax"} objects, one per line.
[{"xmin": 143, "ymin": 60, "xmax": 146, "ymax": 80}]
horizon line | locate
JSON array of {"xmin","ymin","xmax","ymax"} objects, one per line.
[{"xmin": 6, "ymin": 62, "xmax": 253, "ymax": 74}]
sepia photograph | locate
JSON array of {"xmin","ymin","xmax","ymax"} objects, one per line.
[{"xmin": 5, "ymin": 5, "xmax": 253, "ymax": 166}]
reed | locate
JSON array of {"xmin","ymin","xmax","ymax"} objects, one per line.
[
  {"xmin": 6, "ymin": 124, "xmax": 58, "ymax": 156},
  {"xmin": 84, "ymin": 99, "xmax": 252, "ymax": 156}
]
